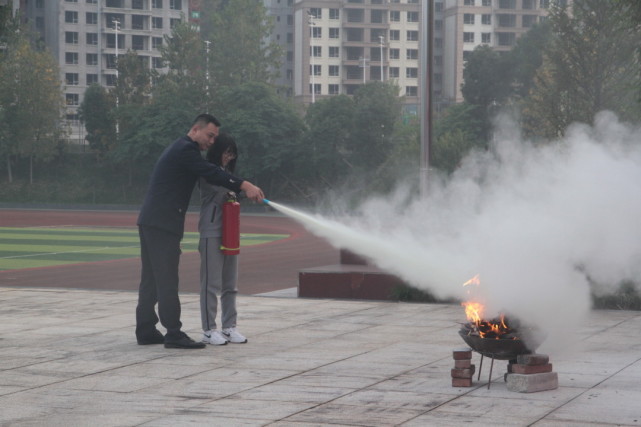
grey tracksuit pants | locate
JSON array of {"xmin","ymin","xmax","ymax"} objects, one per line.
[{"xmin": 199, "ymin": 237, "xmax": 238, "ymax": 331}]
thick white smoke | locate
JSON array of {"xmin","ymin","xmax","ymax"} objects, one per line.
[{"xmin": 274, "ymin": 111, "xmax": 641, "ymax": 353}]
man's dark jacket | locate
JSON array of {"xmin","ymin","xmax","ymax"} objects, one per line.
[{"xmin": 137, "ymin": 136, "xmax": 244, "ymax": 237}]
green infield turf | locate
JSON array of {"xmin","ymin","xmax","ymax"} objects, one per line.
[{"xmin": 0, "ymin": 227, "xmax": 289, "ymax": 271}]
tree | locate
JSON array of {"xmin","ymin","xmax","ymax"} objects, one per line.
[
  {"xmin": 216, "ymin": 82, "xmax": 304, "ymax": 200},
  {"xmin": 78, "ymin": 84, "xmax": 116, "ymax": 158},
  {"xmin": 461, "ymin": 45, "xmax": 512, "ymax": 109},
  {"xmin": 523, "ymin": 0, "xmax": 641, "ymax": 137},
  {"xmin": 0, "ymin": 20, "xmax": 64, "ymax": 183},
  {"xmin": 201, "ymin": 0, "xmax": 282, "ymax": 90}
]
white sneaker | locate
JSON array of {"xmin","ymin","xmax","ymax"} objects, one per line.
[
  {"xmin": 202, "ymin": 330, "xmax": 228, "ymax": 345},
  {"xmin": 222, "ymin": 327, "xmax": 247, "ymax": 344}
]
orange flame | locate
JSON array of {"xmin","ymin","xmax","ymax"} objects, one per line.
[{"xmin": 461, "ymin": 275, "xmax": 512, "ymax": 339}]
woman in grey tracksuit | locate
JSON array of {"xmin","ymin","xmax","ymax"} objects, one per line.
[{"xmin": 198, "ymin": 134, "xmax": 247, "ymax": 345}]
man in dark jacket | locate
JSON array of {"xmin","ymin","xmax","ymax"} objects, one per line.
[{"xmin": 135, "ymin": 113, "xmax": 264, "ymax": 349}]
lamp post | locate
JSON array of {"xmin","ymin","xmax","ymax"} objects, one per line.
[
  {"xmin": 112, "ymin": 18, "xmax": 120, "ymax": 136},
  {"xmin": 419, "ymin": 0, "xmax": 434, "ymax": 198},
  {"xmin": 379, "ymin": 35, "xmax": 384, "ymax": 82}
]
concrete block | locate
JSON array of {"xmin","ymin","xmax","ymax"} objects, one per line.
[
  {"xmin": 517, "ymin": 353, "xmax": 549, "ymax": 366},
  {"xmin": 452, "ymin": 377, "xmax": 473, "ymax": 387},
  {"xmin": 506, "ymin": 372, "xmax": 558, "ymax": 393},
  {"xmin": 454, "ymin": 359, "xmax": 472, "ymax": 369},
  {"xmin": 451, "ymin": 365, "xmax": 476, "ymax": 378},
  {"xmin": 510, "ymin": 363, "xmax": 553, "ymax": 375},
  {"xmin": 452, "ymin": 349, "xmax": 472, "ymax": 360}
]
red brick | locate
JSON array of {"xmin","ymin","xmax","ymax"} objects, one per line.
[
  {"xmin": 510, "ymin": 363, "xmax": 553, "ymax": 375},
  {"xmin": 452, "ymin": 377, "xmax": 473, "ymax": 387},
  {"xmin": 451, "ymin": 366, "xmax": 476, "ymax": 378},
  {"xmin": 453, "ymin": 349, "xmax": 472, "ymax": 360},
  {"xmin": 516, "ymin": 353, "xmax": 549, "ymax": 366},
  {"xmin": 506, "ymin": 372, "xmax": 558, "ymax": 393},
  {"xmin": 454, "ymin": 359, "xmax": 472, "ymax": 369}
]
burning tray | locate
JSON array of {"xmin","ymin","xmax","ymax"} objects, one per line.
[{"xmin": 458, "ymin": 318, "xmax": 544, "ymax": 360}]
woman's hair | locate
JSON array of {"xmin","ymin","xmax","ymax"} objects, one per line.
[{"xmin": 205, "ymin": 133, "xmax": 238, "ymax": 173}]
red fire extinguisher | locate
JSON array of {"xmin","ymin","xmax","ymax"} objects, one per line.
[{"xmin": 220, "ymin": 193, "xmax": 240, "ymax": 255}]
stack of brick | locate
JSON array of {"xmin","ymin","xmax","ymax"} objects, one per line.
[
  {"xmin": 506, "ymin": 353, "xmax": 558, "ymax": 393},
  {"xmin": 451, "ymin": 348, "xmax": 475, "ymax": 387}
]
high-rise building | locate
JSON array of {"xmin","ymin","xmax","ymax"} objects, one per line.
[
  {"xmin": 288, "ymin": 0, "xmax": 444, "ymax": 113},
  {"xmin": 263, "ymin": 0, "xmax": 295, "ymax": 97},
  {"xmin": 442, "ymin": 0, "xmax": 566, "ymax": 103},
  {"xmin": 20, "ymin": 0, "xmax": 190, "ymax": 144}
]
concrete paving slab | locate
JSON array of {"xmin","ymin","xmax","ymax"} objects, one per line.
[{"xmin": 1, "ymin": 286, "xmax": 640, "ymax": 426}]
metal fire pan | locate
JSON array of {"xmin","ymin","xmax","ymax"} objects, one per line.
[{"xmin": 458, "ymin": 329, "xmax": 535, "ymax": 360}]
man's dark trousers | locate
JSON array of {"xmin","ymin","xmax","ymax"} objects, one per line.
[{"xmin": 136, "ymin": 225, "xmax": 183, "ymax": 339}]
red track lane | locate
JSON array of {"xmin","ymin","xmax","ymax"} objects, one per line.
[{"xmin": 0, "ymin": 209, "xmax": 338, "ymax": 295}]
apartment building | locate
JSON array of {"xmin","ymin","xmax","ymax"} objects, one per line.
[
  {"xmin": 262, "ymin": 0, "xmax": 296, "ymax": 97},
  {"xmin": 443, "ymin": 0, "xmax": 567, "ymax": 103},
  {"xmin": 21, "ymin": 0, "xmax": 189, "ymax": 143},
  {"xmin": 289, "ymin": 0, "xmax": 444, "ymax": 113}
]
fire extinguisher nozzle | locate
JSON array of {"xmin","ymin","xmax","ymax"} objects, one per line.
[{"xmin": 263, "ymin": 198, "xmax": 270, "ymax": 205}]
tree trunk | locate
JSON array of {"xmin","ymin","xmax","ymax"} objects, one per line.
[
  {"xmin": 7, "ymin": 156, "xmax": 13, "ymax": 183},
  {"xmin": 29, "ymin": 154, "xmax": 33, "ymax": 184}
]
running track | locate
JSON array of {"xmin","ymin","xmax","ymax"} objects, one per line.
[{"xmin": 0, "ymin": 209, "xmax": 337, "ymax": 295}]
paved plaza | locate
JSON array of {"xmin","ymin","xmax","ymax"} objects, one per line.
[{"xmin": 1, "ymin": 286, "xmax": 640, "ymax": 426}]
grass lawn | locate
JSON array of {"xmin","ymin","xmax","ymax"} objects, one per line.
[{"xmin": 0, "ymin": 226, "xmax": 289, "ymax": 271}]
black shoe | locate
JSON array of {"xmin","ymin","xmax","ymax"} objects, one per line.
[
  {"xmin": 136, "ymin": 329, "xmax": 165, "ymax": 345},
  {"xmin": 164, "ymin": 332, "xmax": 206, "ymax": 349}
]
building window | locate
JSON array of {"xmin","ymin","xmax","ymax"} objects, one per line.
[
  {"xmin": 497, "ymin": 32, "xmax": 516, "ymax": 46},
  {"xmin": 86, "ymin": 12, "xmax": 97, "ymax": 25},
  {"xmin": 499, "ymin": 0, "xmax": 516, "ymax": 8},
  {"xmin": 464, "ymin": 13, "xmax": 475, "ymax": 25},
  {"xmin": 65, "ymin": 0, "xmax": 78, "ymax": 2},
  {"xmin": 311, "ymin": 46, "xmax": 321, "ymax": 57},
  {"xmin": 482, "ymin": 14, "xmax": 491, "ymax": 25},
  {"xmin": 286, "ymin": 69, "xmax": 293, "ymax": 80},
  {"xmin": 311, "ymin": 26, "xmax": 322, "ymax": 38},
  {"xmin": 86, "ymin": 0, "xmax": 98, "ymax": 3},
  {"xmin": 169, "ymin": 0, "xmax": 182, "ymax": 10},
  {"xmin": 86, "ymin": 33, "xmax": 98, "ymax": 45},
  {"xmin": 482, "ymin": 0, "xmax": 492, "ymax": 5},
  {"xmin": 329, "ymin": 28, "xmax": 339, "ymax": 39},
  {"xmin": 389, "ymin": 30, "xmax": 400, "ymax": 41},
  {"xmin": 66, "ymin": 93, "xmax": 79, "ymax": 105},
  {"xmin": 65, "ymin": 31, "xmax": 78, "ymax": 44},
  {"xmin": 132, "ymin": 15, "xmax": 146, "ymax": 30},
  {"xmin": 287, "ymin": 15, "xmax": 293, "ymax": 25},
  {"xmin": 152, "ymin": 37, "xmax": 163, "ymax": 49},
  {"xmin": 286, "ymin": 51, "xmax": 293, "ymax": 61},
  {"xmin": 371, "ymin": 10, "xmax": 384, "ymax": 24},
  {"xmin": 106, "ymin": 0, "xmax": 123, "ymax": 6},
  {"xmin": 170, "ymin": 18, "xmax": 181, "ymax": 29},
  {"xmin": 86, "ymin": 53, "xmax": 98, "ymax": 65},
  {"xmin": 405, "ymin": 67, "xmax": 418, "ymax": 78},
  {"xmin": 328, "ymin": 84, "xmax": 340, "ymax": 95},
  {"xmin": 36, "ymin": 17, "xmax": 44, "ymax": 30},
  {"xmin": 310, "ymin": 64, "xmax": 321, "ymax": 76},
  {"xmin": 406, "ymin": 48, "xmax": 418, "ymax": 60},
  {"xmin": 65, "ymin": 52, "xmax": 78, "ymax": 64},
  {"xmin": 522, "ymin": 15, "xmax": 537, "ymax": 27},
  {"xmin": 329, "ymin": 46, "xmax": 339, "ymax": 57},
  {"xmin": 329, "ymin": 65, "xmax": 339, "ymax": 76},
  {"xmin": 498, "ymin": 14, "xmax": 516, "ymax": 27},
  {"xmin": 287, "ymin": 32, "xmax": 293, "ymax": 42},
  {"xmin": 65, "ymin": 73, "xmax": 79, "ymax": 86},
  {"xmin": 86, "ymin": 74, "xmax": 98, "ymax": 85},
  {"xmin": 309, "ymin": 8, "xmax": 321, "ymax": 19},
  {"xmin": 407, "ymin": 12, "xmax": 418, "ymax": 23},
  {"xmin": 481, "ymin": 33, "xmax": 491, "ymax": 43},
  {"xmin": 152, "ymin": 0, "xmax": 163, "ymax": 8},
  {"xmin": 152, "ymin": 57, "xmax": 164, "ymax": 68},
  {"xmin": 310, "ymin": 84, "xmax": 321, "ymax": 95},
  {"xmin": 405, "ymin": 86, "xmax": 417, "ymax": 97},
  {"xmin": 132, "ymin": 0, "xmax": 144, "ymax": 9},
  {"xmin": 406, "ymin": 30, "xmax": 418, "ymax": 41},
  {"xmin": 463, "ymin": 32, "xmax": 475, "ymax": 43},
  {"xmin": 389, "ymin": 67, "xmax": 399, "ymax": 78},
  {"xmin": 329, "ymin": 8, "xmax": 339, "ymax": 19},
  {"xmin": 105, "ymin": 75, "xmax": 117, "ymax": 86},
  {"xmin": 65, "ymin": 12, "xmax": 78, "ymax": 24},
  {"xmin": 523, "ymin": 0, "xmax": 535, "ymax": 8},
  {"xmin": 390, "ymin": 11, "xmax": 400, "ymax": 22},
  {"xmin": 464, "ymin": 0, "xmax": 475, "ymax": 5},
  {"xmin": 389, "ymin": 48, "xmax": 399, "ymax": 60},
  {"xmin": 540, "ymin": 0, "xmax": 550, "ymax": 7},
  {"xmin": 36, "ymin": 0, "xmax": 44, "ymax": 7},
  {"xmin": 132, "ymin": 35, "xmax": 146, "ymax": 50},
  {"xmin": 152, "ymin": 17, "xmax": 163, "ymax": 29}
]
